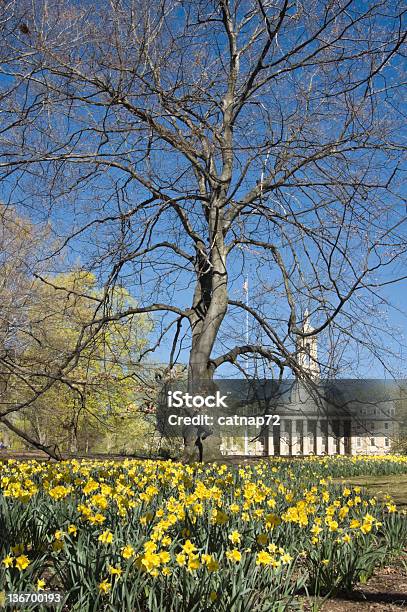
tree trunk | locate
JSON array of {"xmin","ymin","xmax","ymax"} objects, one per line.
[{"xmin": 183, "ymin": 223, "xmax": 228, "ymax": 463}]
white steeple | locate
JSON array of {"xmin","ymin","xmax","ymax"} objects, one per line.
[{"xmin": 296, "ymin": 310, "xmax": 320, "ymax": 379}]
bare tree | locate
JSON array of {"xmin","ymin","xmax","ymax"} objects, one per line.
[{"xmin": 0, "ymin": 0, "xmax": 406, "ymax": 458}]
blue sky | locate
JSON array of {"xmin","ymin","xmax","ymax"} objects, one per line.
[{"xmin": 0, "ymin": 1, "xmax": 406, "ymax": 380}]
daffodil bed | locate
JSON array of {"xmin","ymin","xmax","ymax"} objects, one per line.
[{"xmin": 1, "ymin": 455, "xmax": 406, "ymax": 611}]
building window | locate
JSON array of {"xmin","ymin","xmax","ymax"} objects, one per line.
[
  {"xmin": 370, "ymin": 437, "xmax": 375, "ymax": 447},
  {"xmin": 385, "ymin": 437, "xmax": 389, "ymax": 447},
  {"xmin": 384, "ymin": 422, "xmax": 389, "ymax": 430},
  {"xmin": 356, "ymin": 437, "xmax": 361, "ymax": 447}
]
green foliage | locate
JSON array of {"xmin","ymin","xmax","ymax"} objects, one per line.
[{"xmin": 7, "ymin": 270, "xmax": 154, "ymax": 454}]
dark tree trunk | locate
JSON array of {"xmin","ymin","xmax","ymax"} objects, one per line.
[{"xmin": 183, "ymin": 223, "xmax": 228, "ymax": 462}]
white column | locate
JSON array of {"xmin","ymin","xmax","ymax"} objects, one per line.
[
  {"xmin": 280, "ymin": 421, "xmax": 289, "ymax": 455},
  {"xmin": 256, "ymin": 437, "xmax": 264, "ymax": 455},
  {"xmin": 280, "ymin": 438, "xmax": 289, "ymax": 455},
  {"xmin": 244, "ymin": 426, "xmax": 249, "ymax": 455},
  {"xmin": 302, "ymin": 419, "xmax": 309, "ymax": 455},
  {"xmin": 308, "ymin": 420, "xmax": 315, "ymax": 455},
  {"xmin": 290, "ymin": 419, "xmax": 294, "ymax": 455},
  {"xmin": 339, "ymin": 420, "xmax": 345, "ymax": 455},
  {"xmin": 315, "ymin": 420, "xmax": 324, "ymax": 455},
  {"xmin": 268, "ymin": 430, "xmax": 274, "ymax": 456},
  {"xmin": 291, "ymin": 420, "xmax": 299, "ymax": 455},
  {"xmin": 327, "ymin": 421, "xmax": 336, "ymax": 455},
  {"xmin": 287, "ymin": 419, "xmax": 292, "ymax": 455}
]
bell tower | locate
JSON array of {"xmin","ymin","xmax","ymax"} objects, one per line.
[{"xmin": 296, "ymin": 310, "xmax": 320, "ymax": 379}]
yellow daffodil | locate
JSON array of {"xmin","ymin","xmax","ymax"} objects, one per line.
[
  {"xmin": 98, "ymin": 530, "xmax": 113, "ymax": 545},
  {"xmin": 159, "ymin": 551, "xmax": 171, "ymax": 564},
  {"xmin": 15, "ymin": 555, "xmax": 30, "ymax": 571},
  {"xmin": 99, "ymin": 580, "xmax": 111, "ymax": 594},
  {"xmin": 181, "ymin": 540, "xmax": 196, "ymax": 555},
  {"xmin": 2, "ymin": 555, "xmax": 13, "ymax": 568},
  {"xmin": 226, "ymin": 549, "xmax": 242, "ymax": 563},
  {"xmin": 121, "ymin": 545, "xmax": 135, "ymax": 559},
  {"xmin": 228, "ymin": 530, "xmax": 241, "ymax": 544},
  {"xmin": 187, "ymin": 554, "xmax": 200, "ymax": 572},
  {"xmin": 256, "ymin": 550, "xmax": 273, "ymax": 566},
  {"xmin": 176, "ymin": 553, "xmax": 186, "ymax": 566}
]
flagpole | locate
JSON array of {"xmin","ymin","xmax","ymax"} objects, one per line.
[
  {"xmin": 245, "ymin": 275, "xmax": 249, "ymax": 347},
  {"xmin": 244, "ymin": 275, "xmax": 249, "ymax": 456}
]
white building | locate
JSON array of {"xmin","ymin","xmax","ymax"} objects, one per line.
[{"xmin": 221, "ymin": 314, "xmax": 398, "ymax": 457}]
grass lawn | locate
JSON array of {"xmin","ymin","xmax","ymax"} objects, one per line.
[{"xmin": 336, "ymin": 473, "xmax": 407, "ymax": 509}]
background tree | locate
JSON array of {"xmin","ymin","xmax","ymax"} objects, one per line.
[
  {"xmin": 0, "ymin": 205, "xmax": 51, "ymax": 448},
  {"xmin": 14, "ymin": 271, "xmax": 153, "ymax": 455},
  {"xmin": 0, "ymin": 211, "xmax": 153, "ymax": 456},
  {"xmin": 0, "ymin": 0, "xmax": 406, "ymax": 458}
]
